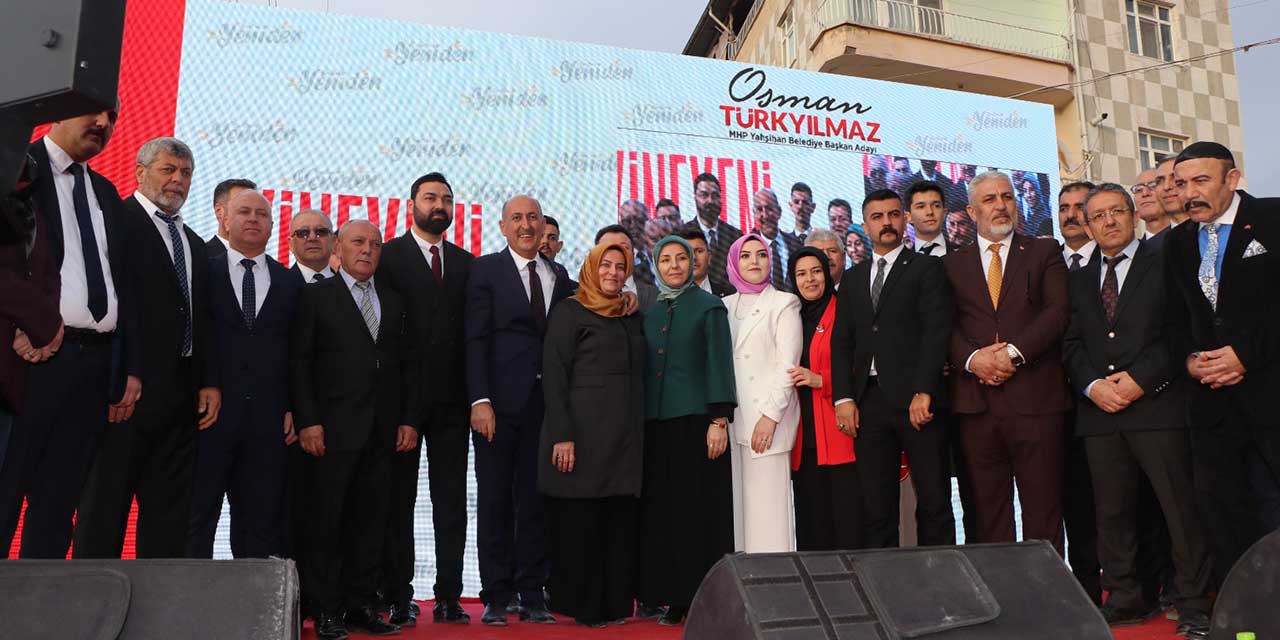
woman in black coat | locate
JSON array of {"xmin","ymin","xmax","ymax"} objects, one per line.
[{"xmin": 539, "ymin": 242, "xmax": 646, "ymax": 627}]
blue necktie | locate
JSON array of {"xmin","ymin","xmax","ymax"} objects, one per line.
[
  {"xmin": 67, "ymin": 164, "xmax": 108, "ymax": 321},
  {"xmin": 1198, "ymin": 223, "xmax": 1222, "ymax": 310},
  {"xmin": 240, "ymin": 258, "xmax": 256, "ymax": 330},
  {"xmin": 157, "ymin": 213, "xmax": 192, "ymax": 356}
]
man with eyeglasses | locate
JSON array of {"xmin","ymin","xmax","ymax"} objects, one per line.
[
  {"xmin": 1063, "ymin": 183, "xmax": 1210, "ymax": 634},
  {"xmin": 290, "ymin": 209, "xmax": 336, "ymax": 282},
  {"xmin": 788, "ymin": 182, "xmax": 815, "ymax": 241},
  {"xmin": 1131, "ymin": 168, "xmax": 1173, "ymax": 248},
  {"xmin": 1154, "ymin": 157, "xmax": 1188, "ymax": 227}
]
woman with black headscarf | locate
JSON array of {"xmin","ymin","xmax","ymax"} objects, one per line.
[{"xmin": 786, "ymin": 247, "xmax": 864, "ymax": 551}]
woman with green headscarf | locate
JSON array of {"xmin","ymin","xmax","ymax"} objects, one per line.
[{"xmin": 638, "ymin": 235, "xmax": 737, "ymax": 626}]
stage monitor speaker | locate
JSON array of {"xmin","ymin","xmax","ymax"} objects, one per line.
[
  {"xmin": 685, "ymin": 542, "xmax": 1110, "ymax": 639},
  {"xmin": 0, "ymin": 558, "xmax": 299, "ymax": 640},
  {"xmin": 1210, "ymin": 529, "xmax": 1280, "ymax": 640}
]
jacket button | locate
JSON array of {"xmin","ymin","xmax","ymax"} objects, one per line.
[
  {"xmin": 657, "ymin": 348, "xmax": 664, "ymax": 355},
  {"xmin": 1108, "ymin": 332, "xmax": 1115, "ymax": 339},
  {"xmin": 1213, "ymin": 317, "xmax": 1223, "ymax": 327},
  {"xmin": 656, "ymin": 371, "xmax": 663, "ymax": 378},
  {"xmin": 872, "ymin": 325, "xmax": 878, "ymax": 333},
  {"xmin": 661, "ymin": 326, "xmax": 668, "ymax": 333},
  {"xmin": 1107, "ymin": 364, "xmax": 1115, "ymax": 371}
]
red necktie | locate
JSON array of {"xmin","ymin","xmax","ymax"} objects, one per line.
[{"xmin": 430, "ymin": 245, "xmax": 442, "ymax": 286}]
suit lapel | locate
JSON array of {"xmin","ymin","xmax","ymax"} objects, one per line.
[
  {"xmin": 1112, "ymin": 243, "xmax": 1154, "ymax": 324},
  {"xmin": 997, "ymin": 236, "xmax": 1029, "ymax": 308},
  {"xmin": 211, "ymin": 254, "xmax": 243, "ymax": 328},
  {"xmin": 1079, "ymin": 253, "xmax": 1107, "ymax": 326},
  {"xmin": 255, "ymin": 257, "xmax": 289, "ymax": 324},
  {"xmin": 732, "ymin": 287, "xmax": 772, "ymax": 350},
  {"xmin": 334, "ymin": 273, "xmax": 376, "ymax": 347},
  {"xmin": 443, "ymin": 240, "xmax": 466, "ymax": 290},
  {"xmin": 29, "ymin": 143, "xmax": 65, "ymax": 263},
  {"xmin": 1217, "ymin": 194, "xmax": 1255, "ymax": 306},
  {"xmin": 872, "ymin": 249, "xmax": 912, "ymax": 318},
  {"xmin": 849, "ymin": 260, "xmax": 872, "ymax": 311}
]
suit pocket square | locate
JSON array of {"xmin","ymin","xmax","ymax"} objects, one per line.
[{"xmin": 1243, "ymin": 239, "xmax": 1268, "ymax": 258}]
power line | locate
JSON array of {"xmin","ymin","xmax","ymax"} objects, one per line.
[{"xmin": 1007, "ymin": 35, "xmax": 1280, "ymax": 98}]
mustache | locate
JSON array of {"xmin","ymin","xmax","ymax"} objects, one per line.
[
  {"xmin": 1061, "ymin": 218, "xmax": 1081, "ymax": 227},
  {"xmin": 1185, "ymin": 199, "xmax": 1211, "ymax": 211}
]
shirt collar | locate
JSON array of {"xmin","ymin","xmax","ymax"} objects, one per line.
[
  {"xmin": 976, "ymin": 232, "xmax": 1012, "ymax": 256},
  {"xmin": 42, "ymin": 136, "xmax": 83, "ymax": 175},
  {"xmin": 1064, "ymin": 239, "xmax": 1096, "ymax": 258},
  {"xmin": 507, "ymin": 246, "xmax": 546, "ymax": 273},
  {"xmin": 698, "ymin": 276, "xmax": 712, "ymax": 293},
  {"xmin": 872, "ymin": 243, "xmax": 907, "ymax": 267},
  {"xmin": 697, "ymin": 216, "xmax": 719, "ymax": 234},
  {"xmin": 134, "ymin": 191, "xmax": 182, "ymax": 222},
  {"xmin": 338, "ymin": 268, "xmax": 374, "ymax": 290},
  {"xmin": 1201, "ymin": 192, "xmax": 1241, "ymax": 229},
  {"xmin": 227, "ymin": 245, "xmax": 266, "ymax": 269},
  {"xmin": 410, "ymin": 227, "xmax": 442, "ymax": 253},
  {"xmin": 1118, "ymin": 237, "xmax": 1140, "ymax": 261},
  {"xmin": 295, "ymin": 262, "xmax": 333, "ymax": 281}
]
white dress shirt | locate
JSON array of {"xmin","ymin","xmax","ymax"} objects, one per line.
[
  {"xmin": 43, "ymin": 136, "xmax": 118, "ymax": 331},
  {"xmin": 296, "ymin": 262, "xmax": 334, "ymax": 282},
  {"xmin": 508, "ymin": 247, "xmax": 555, "ymax": 315},
  {"xmin": 916, "ymin": 236, "xmax": 947, "ymax": 257},
  {"xmin": 227, "ymin": 247, "xmax": 270, "ymax": 314},
  {"xmin": 1201, "ymin": 192, "xmax": 1241, "ymax": 229},
  {"xmin": 697, "ymin": 276, "xmax": 712, "ymax": 294},
  {"xmin": 866, "ymin": 244, "xmax": 906, "ymax": 377},
  {"xmin": 338, "ymin": 268, "xmax": 381, "ymax": 324},
  {"xmin": 1084, "ymin": 237, "xmax": 1142, "ymax": 398},
  {"xmin": 964, "ymin": 232, "xmax": 1024, "ymax": 373},
  {"xmin": 411, "ymin": 227, "xmax": 445, "ymax": 272},
  {"xmin": 135, "ymin": 191, "xmax": 193, "ymax": 289},
  {"xmin": 1062, "ymin": 239, "xmax": 1097, "ymax": 270}
]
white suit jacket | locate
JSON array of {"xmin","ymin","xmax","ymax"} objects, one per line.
[{"xmin": 724, "ymin": 285, "xmax": 803, "ymax": 459}]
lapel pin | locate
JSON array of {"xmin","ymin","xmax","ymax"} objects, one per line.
[{"xmin": 1244, "ymin": 224, "xmax": 1252, "ymax": 231}]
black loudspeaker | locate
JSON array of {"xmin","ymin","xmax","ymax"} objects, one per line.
[
  {"xmin": 685, "ymin": 542, "xmax": 1110, "ymax": 639},
  {"xmin": 0, "ymin": 558, "xmax": 300, "ymax": 640},
  {"xmin": 1210, "ymin": 529, "xmax": 1280, "ymax": 639}
]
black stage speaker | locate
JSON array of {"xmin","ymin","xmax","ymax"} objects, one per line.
[
  {"xmin": 0, "ymin": 0, "xmax": 126, "ymax": 190},
  {"xmin": 0, "ymin": 558, "xmax": 300, "ymax": 640},
  {"xmin": 685, "ymin": 542, "xmax": 1110, "ymax": 639},
  {"xmin": 1210, "ymin": 529, "xmax": 1280, "ymax": 639}
]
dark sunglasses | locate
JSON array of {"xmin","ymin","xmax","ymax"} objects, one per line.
[{"xmin": 292, "ymin": 227, "xmax": 332, "ymax": 239}]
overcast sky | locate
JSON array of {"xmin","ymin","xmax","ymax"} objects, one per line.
[{"xmin": 271, "ymin": 0, "xmax": 1277, "ymax": 188}]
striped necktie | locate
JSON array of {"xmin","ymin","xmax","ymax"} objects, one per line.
[{"xmin": 354, "ymin": 280, "xmax": 379, "ymax": 340}]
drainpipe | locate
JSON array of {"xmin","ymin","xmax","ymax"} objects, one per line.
[{"xmin": 1066, "ymin": 0, "xmax": 1092, "ymax": 181}]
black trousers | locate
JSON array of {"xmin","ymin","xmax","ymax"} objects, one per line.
[
  {"xmin": 1191, "ymin": 404, "xmax": 1280, "ymax": 586},
  {"xmin": 856, "ymin": 382, "xmax": 955, "ymax": 548},
  {"xmin": 73, "ymin": 361, "xmax": 197, "ymax": 559},
  {"xmin": 187, "ymin": 406, "xmax": 288, "ymax": 559},
  {"xmin": 545, "ymin": 495, "xmax": 638, "ymax": 623},
  {"xmin": 380, "ymin": 403, "xmax": 469, "ymax": 604},
  {"xmin": 943, "ymin": 411, "xmax": 980, "ymax": 543},
  {"xmin": 1062, "ymin": 420, "xmax": 1101, "ymax": 605},
  {"xmin": 301, "ymin": 437, "xmax": 391, "ymax": 614},
  {"xmin": 473, "ymin": 392, "xmax": 548, "ymax": 607},
  {"xmin": 1134, "ymin": 475, "xmax": 1175, "ymax": 604},
  {"xmin": 792, "ymin": 452, "xmax": 863, "ymax": 551},
  {"xmin": 1086, "ymin": 429, "xmax": 1212, "ymax": 613},
  {"xmin": 0, "ymin": 338, "xmax": 111, "ymax": 558}
]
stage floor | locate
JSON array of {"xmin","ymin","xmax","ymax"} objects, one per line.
[{"xmin": 301, "ymin": 600, "xmax": 1185, "ymax": 639}]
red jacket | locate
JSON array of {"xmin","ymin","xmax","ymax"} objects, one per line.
[{"xmin": 791, "ymin": 298, "xmax": 855, "ymax": 471}]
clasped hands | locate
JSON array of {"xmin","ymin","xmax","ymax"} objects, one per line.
[
  {"xmin": 299, "ymin": 423, "xmax": 418, "ymax": 457},
  {"xmin": 970, "ymin": 342, "xmax": 1016, "ymax": 386},
  {"xmin": 12, "ymin": 325, "xmax": 63, "ymax": 363},
  {"xmin": 1087, "ymin": 371, "xmax": 1144, "ymax": 413},
  {"xmin": 1186, "ymin": 346, "xmax": 1246, "ymax": 389}
]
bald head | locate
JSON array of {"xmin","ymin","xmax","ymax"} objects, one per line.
[
  {"xmin": 225, "ymin": 189, "xmax": 273, "ymax": 257},
  {"xmin": 500, "ymin": 195, "xmax": 545, "ymax": 260},
  {"xmin": 337, "ymin": 220, "xmax": 383, "ymax": 281}
]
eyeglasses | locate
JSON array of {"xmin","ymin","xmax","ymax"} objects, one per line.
[
  {"xmin": 1086, "ymin": 208, "xmax": 1132, "ymax": 224},
  {"xmin": 1130, "ymin": 181, "xmax": 1159, "ymax": 194},
  {"xmin": 292, "ymin": 227, "xmax": 332, "ymax": 239}
]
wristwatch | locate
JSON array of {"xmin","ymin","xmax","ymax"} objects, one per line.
[{"xmin": 1006, "ymin": 344, "xmax": 1026, "ymax": 367}]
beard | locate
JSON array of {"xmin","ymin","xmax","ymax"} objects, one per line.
[
  {"xmin": 989, "ymin": 221, "xmax": 1014, "ymax": 237},
  {"xmin": 414, "ymin": 206, "xmax": 452, "ymax": 234}
]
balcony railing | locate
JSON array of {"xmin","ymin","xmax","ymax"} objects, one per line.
[{"xmin": 816, "ymin": 0, "xmax": 1071, "ymax": 63}]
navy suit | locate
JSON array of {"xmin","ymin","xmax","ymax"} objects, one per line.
[
  {"xmin": 187, "ymin": 254, "xmax": 302, "ymax": 558},
  {"xmin": 465, "ymin": 248, "xmax": 573, "ymax": 607}
]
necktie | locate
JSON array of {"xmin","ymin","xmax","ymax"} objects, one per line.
[
  {"xmin": 987, "ymin": 243, "xmax": 1003, "ymax": 310},
  {"xmin": 1069, "ymin": 253, "xmax": 1083, "ymax": 272},
  {"xmin": 240, "ymin": 258, "xmax": 256, "ymax": 330},
  {"xmin": 770, "ymin": 237, "xmax": 784, "ymax": 289},
  {"xmin": 68, "ymin": 164, "xmax": 108, "ymax": 321},
  {"xmin": 354, "ymin": 280, "xmax": 379, "ymax": 340},
  {"xmin": 1199, "ymin": 223, "xmax": 1220, "ymax": 309},
  {"xmin": 921, "ymin": 243, "xmax": 938, "ymax": 256},
  {"xmin": 870, "ymin": 257, "xmax": 887, "ymax": 311},
  {"xmin": 1101, "ymin": 254, "xmax": 1127, "ymax": 323},
  {"xmin": 157, "ymin": 213, "xmax": 192, "ymax": 356},
  {"xmin": 312, "ymin": 272, "xmax": 324, "ymax": 283},
  {"xmin": 429, "ymin": 245, "xmax": 442, "ymax": 286},
  {"xmin": 528, "ymin": 260, "xmax": 547, "ymax": 335}
]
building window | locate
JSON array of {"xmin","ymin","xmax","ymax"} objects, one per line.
[
  {"xmin": 1126, "ymin": 0, "xmax": 1174, "ymax": 61},
  {"xmin": 779, "ymin": 5, "xmax": 797, "ymax": 67},
  {"xmin": 1138, "ymin": 130, "xmax": 1185, "ymax": 171}
]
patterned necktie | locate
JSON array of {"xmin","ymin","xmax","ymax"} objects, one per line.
[
  {"xmin": 1101, "ymin": 254, "xmax": 1127, "ymax": 323},
  {"xmin": 987, "ymin": 243, "xmax": 1003, "ymax": 310},
  {"xmin": 870, "ymin": 257, "xmax": 887, "ymax": 311},
  {"xmin": 68, "ymin": 164, "xmax": 108, "ymax": 321},
  {"xmin": 157, "ymin": 213, "xmax": 192, "ymax": 356},
  {"xmin": 354, "ymin": 280, "xmax": 379, "ymax": 340},
  {"xmin": 528, "ymin": 260, "xmax": 547, "ymax": 335},
  {"xmin": 1069, "ymin": 253, "xmax": 1083, "ymax": 272},
  {"xmin": 771, "ymin": 236, "xmax": 784, "ymax": 289},
  {"xmin": 921, "ymin": 242, "xmax": 938, "ymax": 256},
  {"xmin": 1199, "ymin": 223, "xmax": 1220, "ymax": 309},
  {"xmin": 430, "ymin": 245, "xmax": 443, "ymax": 286},
  {"xmin": 240, "ymin": 258, "xmax": 256, "ymax": 330}
]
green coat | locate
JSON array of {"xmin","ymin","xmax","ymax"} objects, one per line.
[{"xmin": 643, "ymin": 287, "xmax": 737, "ymax": 420}]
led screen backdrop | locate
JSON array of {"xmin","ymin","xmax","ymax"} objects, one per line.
[{"xmin": 28, "ymin": 0, "xmax": 1060, "ymax": 591}]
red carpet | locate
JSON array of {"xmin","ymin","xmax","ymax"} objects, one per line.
[{"xmin": 301, "ymin": 600, "xmax": 1184, "ymax": 639}]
